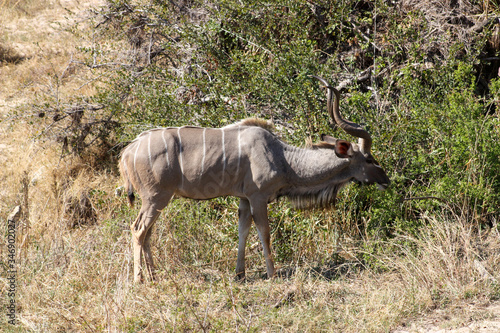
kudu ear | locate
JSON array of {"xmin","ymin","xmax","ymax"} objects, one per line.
[
  {"xmin": 320, "ymin": 134, "xmax": 337, "ymax": 144},
  {"xmin": 320, "ymin": 134, "xmax": 353, "ymax": 158},
  {"xmin": 334, "ymin": 140, "xmax": 353, "ymax": 158}
]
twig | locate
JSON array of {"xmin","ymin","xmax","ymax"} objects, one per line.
[
  {"xmin": 402, "ymin": 196, "xmax": 449, "ymax": 204},
  {"xmin": 336, "ymin": 67, "xmax": 373, "ymax": 91},
  {"xmin": 348, "ymin": 17, "xmax": 381, "ymax": 53}
]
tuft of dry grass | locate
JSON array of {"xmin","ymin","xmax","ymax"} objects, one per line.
[
  {"xmin": 405, "ymin": 214, "xmax": 499, "ymax": 301},
  {"xmin": 0, "ymin": 42, "xmax": 25, "ymax": 64}
]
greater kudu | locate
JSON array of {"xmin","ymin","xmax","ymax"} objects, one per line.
[{"xmin": 119, "ymin": 76, "xmax": 390, "ymax": 282}]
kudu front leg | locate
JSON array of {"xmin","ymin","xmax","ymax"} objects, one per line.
[
  {"xmin": 236, "ymin": 198, "xmax": 252, "ymax": 280},
  {"xmin": 250, "ymin": 199, "xmax": 275, "ymax": 279}
]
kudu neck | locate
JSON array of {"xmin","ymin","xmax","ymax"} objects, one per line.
[{"xmin": 282, "ymin": 143, "xmax": 349, "ymax": 186}]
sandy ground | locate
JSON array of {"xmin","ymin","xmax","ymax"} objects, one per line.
[{"xmin": 394, "ymin": 303, "xmax": 500, "ymax": 333}]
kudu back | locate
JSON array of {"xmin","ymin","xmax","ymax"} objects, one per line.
[{"xmin": 119, "ymin": 76, "xmax": 390, "ymax": 282}]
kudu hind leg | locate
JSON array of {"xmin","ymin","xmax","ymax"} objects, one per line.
[
  {"xmin": 131, "ymin": 195, "xmax": 171, "ymax": 283},
  {"xmin": 142, "ymin": 226, "xmax": 155, "ymax": 279},
  {"xmin": 236, "ymin": 198, "xmax": 252, "ymax": 280}
]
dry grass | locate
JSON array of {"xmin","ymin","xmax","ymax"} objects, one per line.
[
  {"xmin": 0, "ymin": 0, "xmax": 104, "ymax": 114},
  {"xmin": 6, "ymin": 190, "xmax": 500, "ymax": 331},
  {"xmin": 2, "ymin": 1, "xmax": 500, "ymax": 332}
]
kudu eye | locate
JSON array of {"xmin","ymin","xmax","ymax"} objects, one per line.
[{"xmin": 366, "ymin": 157, "xmax": 380, "ymax": 166}]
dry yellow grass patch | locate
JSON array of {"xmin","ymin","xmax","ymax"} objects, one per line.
[{"xmin": 0, "ymin": 0, "xmax": 105, "ymax": 113}]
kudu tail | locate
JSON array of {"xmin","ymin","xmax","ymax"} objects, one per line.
[
  {"xmin": 126, "ymin": 186, "xmax": 136, "ymax": 207},
  {"xmin": 119, "ymin": 159, "xmax": 136, "ymax": 207}
]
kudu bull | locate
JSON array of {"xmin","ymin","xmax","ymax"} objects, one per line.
[{"xmin": 119, "ymin": 76, "xmax": 390, "ymax": 283}]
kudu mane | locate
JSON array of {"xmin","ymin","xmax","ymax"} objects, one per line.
[
  {"xmin": 233, "ymin": 118, "xmax": 274, "ymax": 132},
  {"xmin": 280, "ymin": 182, "xmax": 347, "ymax": 210}
]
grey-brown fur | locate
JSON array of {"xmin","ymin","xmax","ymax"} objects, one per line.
[{"xmin": 119, "ymin": 77, "xmax": 390, "ymax": 283}]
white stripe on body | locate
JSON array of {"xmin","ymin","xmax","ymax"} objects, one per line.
[
  {"xmin": 221, "ymin": 128, "xmax": 226, "ymax": 184},
  {"xmin": 147, "ymin": 132, "xmax": 153, "ymax": 170},
  {"xmin": 201, "ymin": 128, "xmax": 207, "ymax": 175},
  {"xmin": 237, "ymin": 126, "xmax": 241, "ymax": 176},
  {"xmin": 161, "ymin": 130, "xmax": 170, "ymax": 167},
  {"xmin": 133, "ymin": 139, "xmax": 141, "ymax": 171}
]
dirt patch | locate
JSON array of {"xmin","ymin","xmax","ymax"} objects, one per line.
[{"xmin": 394, "ymin": 303, "xmax": 500, "ymax": 333}]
